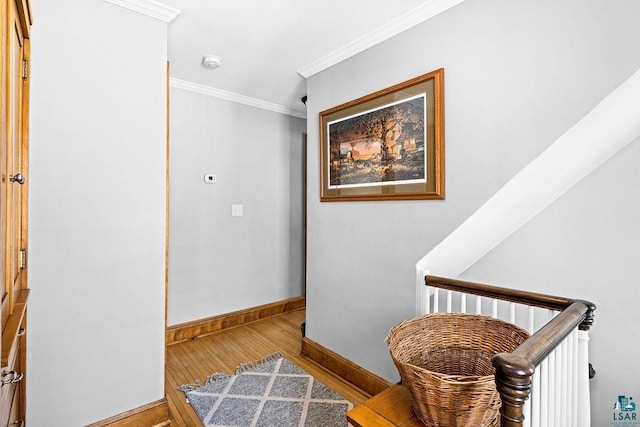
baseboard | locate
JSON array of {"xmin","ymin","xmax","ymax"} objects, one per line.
[
  {"xmin": 87, "ymin": 398, "xmax": 170, "ymax": 427},
  {"xmin": 167, "ymin": 296, "xmax": 306, "ymax": 345},
  {"xmin": 301, "ymin": 337, "xmax": 392, "ymax": 396}
]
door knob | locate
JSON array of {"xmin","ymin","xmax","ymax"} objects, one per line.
[
  {"xmin": 9, "ymin": 173, "xmax": 25, "ymax": 185},
  {"xmin": 1, "ymin": 370, "xmax": 22, "ymax": 386}
]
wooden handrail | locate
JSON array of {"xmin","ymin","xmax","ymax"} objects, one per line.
[
  {"xmin": 424, "ymin": 275, "xmax": 596, "ymax": 427},
  {"xmin": 426, "ymin": 275, "xmax": 595, "ymax": 329},
  {"xmin": 427, "ymin": 275, "xmax": 570, "ymax": 310},
  {"xmin": 508, "ymin": 301, "xmax": 590, "ymax": 366}
]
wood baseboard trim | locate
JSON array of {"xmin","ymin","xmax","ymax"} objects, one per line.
[
  {"xmin": 167, "ymin": 296, "xmax": 306, "ymax": 345},
  {"xmin": 301, "ymin": 337, "xmax": 392, "ymax": 397},
  {"xmin": 87, "ymin": 398, "xmax": 170, "ymax": 427}
]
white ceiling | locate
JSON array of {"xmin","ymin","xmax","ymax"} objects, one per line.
[{"xmin": 157, "ymin": 0, "xmax": 460, "ymax": 117}]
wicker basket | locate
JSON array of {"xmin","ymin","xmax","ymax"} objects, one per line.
[{"xmin": 387, "ymin": 313, "xmax": 530, "ymax": 427}]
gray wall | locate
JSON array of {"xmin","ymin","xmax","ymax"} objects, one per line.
[
  {"xmin": 168, "ymin": 88, "xmax": 306, "ymax": 325},
  {"xmin": 28, "ymin": 0, "xmax": 168, "ymax": 424},
  {"xmin": 460, "ymin": 136, "xmax": 640, "ymax": 427},
  {"xmin": 305, "ymin": 0, "xmax": 640, "ymax": 413}
]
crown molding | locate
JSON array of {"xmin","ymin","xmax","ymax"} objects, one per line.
[
  {"xmin": 298, "ymin": 0, "xmax": 465, "ymax": 78},
  {"xmin": 169, "ymin": 78, "xmax": 307, "ymax": 119},
  {"xmin": 102, "ymin": 0, "xmax": 181, "ymax": 23}
]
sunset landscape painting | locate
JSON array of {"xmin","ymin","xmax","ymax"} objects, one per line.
[{"xmin": 327, "ymin": 94, "xmax": 426, "ymax": 189}]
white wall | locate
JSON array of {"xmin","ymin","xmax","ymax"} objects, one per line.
[
  {"xmin": 306, "ymin": 0, "xmax": 640, "ymax": 391},
  {"xmin": 28, "ymin": 0, "xmax": 168, "ymax": 424},
  {"xmin": 460, "ymin": 136, "xmax": 640, "ymax": 427},
  {"xmin": 168, "ymin": 88, "xmax": 306, "ymax": 325}
]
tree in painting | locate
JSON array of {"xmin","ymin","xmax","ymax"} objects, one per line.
[{"xmin": 328, "ymin": 95, "xmax": 425, "ymax": 187}]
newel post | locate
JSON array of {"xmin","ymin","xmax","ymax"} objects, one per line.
[
  {"xmin": 492, "ymin": 353, "xmax": 535, "ymax": 427},
  {"xmin": 577, "ymin": 300, "xmax": 596, "ymax": 427}
]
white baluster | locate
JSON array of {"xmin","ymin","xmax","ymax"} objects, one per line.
[
  {"xmin": 548, "ymin": 350, "xmax": 556, "ymax": 425},
  {"xmin": 509, "ymin": 302, "xmax": 516, "ymax": 324},
  {"xmin": 571, "ymin": 330, "xmax": 578, "ymax": 427},
  {"xmin": 461, "ymin": 293, "xmax": 467, "ymax": 313},
  {"xmin": 417, "ymin": 269, "xmax": 428, "ymax": 315},
  {"xmin": 492, "ymin": 299, "xmax": 498, "ymax": 318},
  {"xmin": 523, "ymin": 391, "xmax": 532, "ymax": 427},
  {"xmin": 531, "ymin": 367, "xmax": 541, "ymax": 427},
  {"xmin": 554, "ymin": 345, "xmax": 562, "ymax": 427},
  {"xmin": 446, "ymin": 290, "xmax": 452, "ymax": 313},
  {"xmin": 433, "ymin": 288, "xmax": 439, "ymax": 313},
  {"xmin": 577, "ymin": 329, "xmax": 591, "ymax": 427},
  {"xmin": 567, "ymin": 330, "xmax": 576, "ymax": 427},
  {"xmin": 424, "ymin": 285, "xmax": 431, "ymax": 314},
  {"xmin": 528, "ymin": 306, "xmax": 535, "ymax": 334},
  {"xmin": 540, "ymin": 358, "xmax": 549, "ymax": 427},
  {"xmin": 560, "ymin": 338, "xmax": 568, "ymax": 426}
]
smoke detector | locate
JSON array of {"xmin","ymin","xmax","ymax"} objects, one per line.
[{"xmin": 202, "ymin": 55, "xmax": 222, "ymax": 69}]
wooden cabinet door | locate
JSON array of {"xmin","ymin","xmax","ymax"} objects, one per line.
[
  {"xmin": 0, "ymin": 0, "xmax": 9, "ymax": 334},
  {"xmin": 3, "ymin": 0, "xmax": 29, "ymax": 328},
  {"xmin": 0, "ymin": 0, "xmax": 30, "ymax": 423}
]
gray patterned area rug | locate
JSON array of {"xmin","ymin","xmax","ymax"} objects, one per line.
[{"xmin": 178, "ymin": 353, "xmax": 353, "ymax": 427}]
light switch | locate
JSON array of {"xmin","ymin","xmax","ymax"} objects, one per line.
[
  {"xmin": 231, "ymin": 204, "xmax": 243, "ymax": 217},
  {"xmin": 204, "ymin": 174, "xmax": 216, "ymax": 184}
]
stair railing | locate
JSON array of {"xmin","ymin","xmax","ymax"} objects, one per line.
[{"xmin": 418, "ymin": 274, "xmax": 596, "ymax": 427}]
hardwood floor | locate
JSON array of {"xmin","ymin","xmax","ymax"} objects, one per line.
[{"xmin": 165, "ymin": 309, "xmax": 372, "ymax": 426}]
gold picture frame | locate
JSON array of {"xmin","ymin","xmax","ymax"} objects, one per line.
[{"xmin": 320, "ymin": 68, "xmax": 444, "ymax": 202}]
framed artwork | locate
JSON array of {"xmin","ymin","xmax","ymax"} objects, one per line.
[{"xmin": 319, "ymin": 68, "xmax": 444, "ymax": 201}]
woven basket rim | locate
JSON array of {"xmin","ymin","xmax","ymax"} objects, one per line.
[
  {"xmin": 389, "ymin": 311, "xmax": 531, "ymax": 330},
  {"xmin": 386, "ymin": 312, "xmax": 531, "ymax": 345}
]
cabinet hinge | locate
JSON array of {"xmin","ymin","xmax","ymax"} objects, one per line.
[
  {"xmin": 20, "ymin": 249, "xmax": 26, "ymax": 269},
  {"xmin": 22, "ymin": 59, "xmax": 28, "ymax": 80}
]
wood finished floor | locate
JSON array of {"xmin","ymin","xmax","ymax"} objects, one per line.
[{"xmin": 165, "ymin": 309, "xmax": 371, "ymax": 426}]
